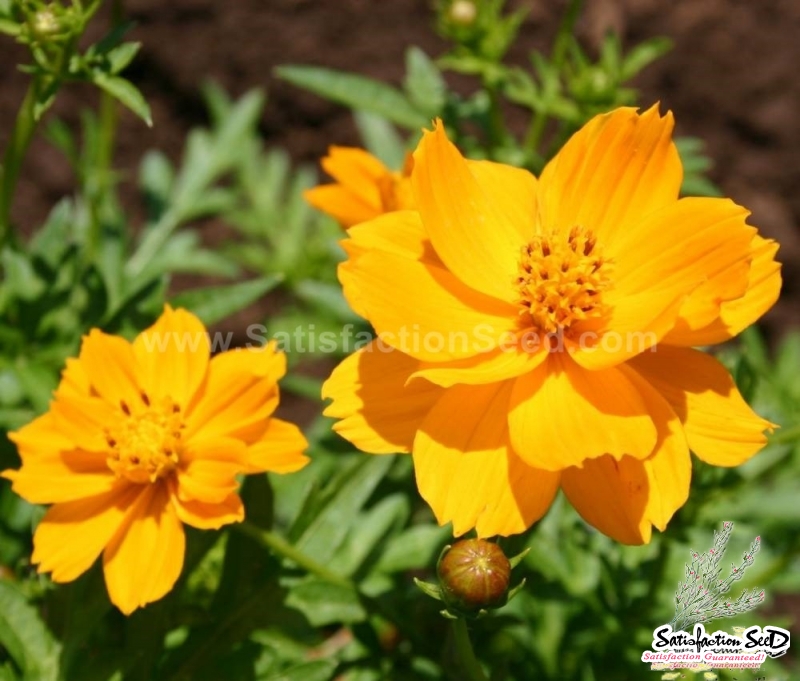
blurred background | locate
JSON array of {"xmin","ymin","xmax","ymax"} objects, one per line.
[{"xmin": 1, "ymin": 0, "xmax": 798, "ymax": 338}]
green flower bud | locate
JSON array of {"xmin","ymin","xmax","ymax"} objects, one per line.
[
  {"xmin": 437, "ymin": 538, "xmax": 511, "ymax": 615},
  {"xmin": 32, "ymin": 9, "xmax": 59, "ymax": 38}
]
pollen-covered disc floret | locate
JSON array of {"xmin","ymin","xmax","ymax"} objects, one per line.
[
  {"xmin": 105, "ymin": 393, "xmax": 184, "ymax": 484},
  {"xmin": 516, "ymin": 225, "xmax": 612, "ymax": 334}
]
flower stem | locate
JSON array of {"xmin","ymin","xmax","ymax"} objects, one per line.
[
  {"xmin": 0, "ymin": 80, "xmax": 41, "ymax": 246},
  {"xmin": 523, "ymin": 0, "xmax": 584, "ymax": 161},
  {"xmin": 452, "ymin": 618, "xmax": 489, "ymax": 681},
  {"xmin": 233, "ymin": 521, "xmax": 353, "ymax": 590}
]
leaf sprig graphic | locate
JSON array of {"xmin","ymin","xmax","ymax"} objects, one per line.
[{"xmin": 670, "ymin": 521, "xmax": 765, "ymax": 631}]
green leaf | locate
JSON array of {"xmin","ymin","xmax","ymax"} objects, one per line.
[
  {"xmin": 276, "ymin": 65, "xmax": 428, "ymax": 130},
  {"xmin": 354, "ymin": 111, "xmax": 406, "ymax": 170},
  {"xmin": 621, "ymin": 37, "xmax": 673, "ymax": 81},
  {"xmin": 93, "ymin": 73, "xmax": 152, "ymax": 126},
  {"xmin": 376, "ymin": 525, "xmax": 451, "ymax": 573},
  {"xmin": 260, "ymin": 660, "xmax": 337, "ymax": 681},
  {"xmin": 290, "ymin": 455, "xmax": 395, "ymax": 564},
  {"xmin": 170, "ymin": 275, "xmax": 283, "ymax": 326},
  {"xmin": 0, "ymin": 581, "xmax": 61, "ymax": 681},
  {"xmin": 1, "ymin": 248, "xmax": 46, "ymax": 301},
  {"xmin": 403, "ymin": 46, "xmax": 447, "ymax": 118},
  {"xmin": 285, "ymin": 577, "xmax": 366, "ymax": 627},
  {"xmin": 294, "ymin": 280, "xmax": 361, "ymax": 324},
  {"xmin": 106, "ymin": 42, "xmax": 141, "ymax": 74}
]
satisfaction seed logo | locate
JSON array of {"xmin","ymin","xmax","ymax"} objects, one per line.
[{"xmin": 640, "ymin": 522, "xmax": 791, "ymax": 675}]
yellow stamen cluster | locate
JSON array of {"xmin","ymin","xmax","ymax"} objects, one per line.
[
  {"xmin": 105, "ymin": 393, "xmax": 184, "ymax": 484},
  {"xmin": 516, "ymin": 225, "xmax": 611, "ymax": 335}
]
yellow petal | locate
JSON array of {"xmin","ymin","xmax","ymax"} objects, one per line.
[
  {"xmin": 412, "ymin": 120, "xmax": 534, "ymax": 302},
  {"xmin": 629, "ymin": 345, "xmax": 774, "ymax": 466},
  {"xmin": 169, "ymin": 480, "xmax": 244, "ymax": 530},
  {"xmin": 132, "ymin": 306, "xmax": 210, "ymax": 410},
  {"xmin": 562, "ymin": 378, "xmax": 691, "ymax": 545},
  {"xmin": 246, "ymin": 418, "xmax": 309, "ymax": 474},
  {"xmin": 538, "ymin": 105, "xmax": 681, "ymax": 247},
  {"xmin": 508, "ymin": 353, "xmax": 658, "ymax": 470},
  {"xmin": 176, "ymin": 437, "xmax": 246, "ymax": 504},
  {"xmin": 339, "ymin": 250, "xmax": 517, "ymax": 361},
  {"xmin": 322, "ymin": 146, "xmax": 387, "ymax": 199},
  {"xmin": 32, "ymin": 484, "xmax": 142, "ymax": 583},
  {"xmin": 184, "ymin": 344, "xmax": 284, "ymax": 442},
  {"xmin": 664, "ymin": 236, "xmax": 782, "ymax": 345},
  {"xmin": 413, "ymin": 381, "xmax": 560, "ymax": 537},
  {"xmin": 3, "ymin": 449, "xmax": 119, "ymax": 504},
  {"xmin": 103, "ymin": 483, "xmax": 186, "ymax": 615},
  {"xmin": 322, "ymin": 340, "xmax": 442, "ymax": 454},
  {"xmin": 570, "ymin": 197, "xmax": 756, "ymax": 370},
  {"xmin": 409, "ymin": 345, "xmax": 547, "ymax": 388},
  {"xmin": 78, "ymin": 329, "xmax": 142, "ymax": 408}
]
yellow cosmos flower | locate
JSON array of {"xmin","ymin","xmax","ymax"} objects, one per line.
[
  {"xmin": 2, "ymin": 306, "xmax": 309, "ymax": 614},
  {"xmin": 304, "ymin": 146, "xmax": 415, "ymax": 228},
  {"xmin": 322, "ymin": 106, "xmax": 781, "ymax": 545}
]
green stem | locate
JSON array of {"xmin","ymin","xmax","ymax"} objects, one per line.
[
  {"xmin": 769, "ymin": 423, "xmax": 800, "ymax": 445},
  {"xmin": 0, "ymin": 80, "xmax": 41, "ymax": 246},
  {"xmin": 233, "ymin": 521, "xmax": 353, "ymax": 589},
  {"xmin": 523, "ymin": 0, "xmax": 584, "ymax": 161},
  {"xmin": 452, "ymin": 619, "xmax": 489, "ymax": 681}
]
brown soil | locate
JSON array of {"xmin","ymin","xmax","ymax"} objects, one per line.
[{"xmin": 1, "ymin": 0, "xmax": 798, "ymax": 331}]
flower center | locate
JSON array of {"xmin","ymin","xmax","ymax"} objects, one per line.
[
  {"xmin": 516, "ymin": 225, "xmax": 612, "ymax": 335},
  {"xmin": 105, "ymin": 394, "xmax": 184, "ymax": 484}
]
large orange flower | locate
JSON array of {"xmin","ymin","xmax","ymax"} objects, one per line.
[
  {"xmin": 304, "ymin": 146, "xmax": 415, "ymax": 228},
  {"xmin": 322, "ymin": 106, "xmax": 781, "ymax": 545},
  {"xmin": 3, "ymin": 306, "xmax": 309, "ymax": 614}
]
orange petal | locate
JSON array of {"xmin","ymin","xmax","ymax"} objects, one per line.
[
  {"xmin": 184, "ymin": 343, "xmax": 284, "ymax": 442},
  {"xmin": 339, "ymin": 250, "xmax": 517, "ymax": 361},
  {"xmin": 176, "ymin": 437, "xmax": 247, "ymax": 504},
  {"xmin": 246, "ymin": 418, "xmax": 309, "ymax": 474},
  {"xmin": 322, "ymin": 340, "xmax": 442, "ymax": 454},
  {"xmin": 322, "ymin": 146, "xmax": 387, "ymax": 198},
  {"xmin": 412, "ymin": 120, "xmax": 534, "ymax": 302},
  {"xmin": 570, "ymin": 197, "xmax": 756, "ymax": 370},
  {"xmin": 132, "ymin": 306, "xmax": 210, "ymax": 410},
  {"xmin": 508, "ymin": 353, "xmax": 658, "ymax": 470},
  {"xmin": 55, "ymin": 358, "xmax": 91, "ymax": 399},
  {"xmin": 538, "ymin": 105, "xmax": 681, "ymax": 247},
  {"xmin": 343, "ymin": 210, "xmax": 441, "ymax": 265},
  {"xmin": 103, "ymin": 483, "xmax": 186, "ymax": 615},
  {"xmin": 413, "ymin": 381, "xmax": 559, "ymax": 537},
  {"xmin": 562, "ymin": 379, "xmax": 691, "ymax": 545},
  {"xmin": 409, "ymin": 345, "xmax": 547, "ymax": 388},
  {"xmin": 49, "ymin": 394, "xmax": 117, "ymax": 452},
  {"xmin": 9, "ymin": 411, "xmax": 77, "ymax": 457},
  {"xmin": 32, "ymin": 484, "xmax": 142, "ymax": 583},
  {"xmin": 629, "ymin": 345, "xmax": 774, "ymax": 466},
  {"xmin": 78, "ymin": 329, "xmax": 142, "ymax": 408},
  {"xmin": 304, "ymin": 184, "xmax": 381, "ymax": 228},
  {"xmin": 169, "ymin": 480, "xmax": 244, "ymax": 530},
  {"xmin": 664, "ymin": 236, "xmax": 782, "ymax": 345},
  {"xmin": 3, "ymin": 449, "xmax": 118, "ymax": 504}
]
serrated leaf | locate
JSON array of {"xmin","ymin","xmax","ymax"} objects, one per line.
[
  {"xmin": 276, "ymin": 65, "xmax": 427, "ymax": 130},
  {"xmin": 93, "ymin": 73, "xmax": 152, "ymax": 126},
  {"xmin": 404, "ymin": 46, "xmax": 446, "ymax": 117},
  {"xmin": 170, "ymin": 275, "xmax": 283, "ymax": 326},
  {"xmin": 0, "ymin": 581, "xmax": 61, "ymax": 681}
]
